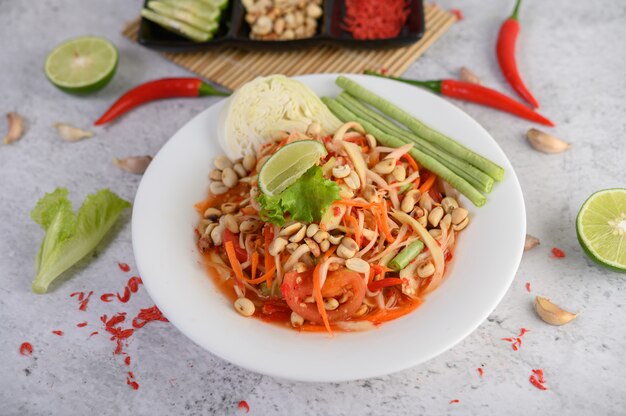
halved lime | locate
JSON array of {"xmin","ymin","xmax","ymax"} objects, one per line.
[
  {"xmin": 45, "ymin": 36, "xmax": 118, "ymax": 95},
  {"xmin": 258, "ymin": 140, "xmax": 328, "ymax": 197},
  {"xmin": 576, "ymin": 188, "xmax": 626, "ymax": 273}
]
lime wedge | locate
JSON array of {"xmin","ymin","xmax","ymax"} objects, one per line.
[
  {"xmin": 576, "ymin": 188, "xmax": 626, "ymax": 273},
  {"xmin": 44, "ymin": 36, "xmax": 118, "ymax": 95},
  {"xmin": 258, "ymin": 140, "xmax": 328, "ymax": 197}
]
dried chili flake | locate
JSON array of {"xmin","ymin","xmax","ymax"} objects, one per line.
[
  {"xmin": 551, "ymin": 247, "xmax": 566, "ymax": 258},
  {"xmin": 126, "ymin": 371, "xmax": 139, "ymax": 390},
  {"xmin": 117, "ymin": 287, "xmax": 132, "ymax": 303},
  {"xmin": 477, "ymin": 367, "xmax": 484, "ymax": 377},
  {"xmin": 450, "ymin": 8, "xmax": 463, "ymax": 20},
  {"xmin": 100, "ymin": 293, "xmax": 115, "ymax": 302},
  {"xmin": 238, "ymin": 400, "xmax": 250, "ymax": 413},
  {"xmin": 343, "ymin": 0, "xmax": 410, "ymax": 40},
  {"xmin": 127, "ymin": 276, "xmax": 143, "ymax": 293},
  {"xmin": 103, "ymin": 312, "xmax": 133, "ymax": 355},
  {"xmin": 124, "ymin": 356, "xmax": 131, "ymax": 366},
  {"xmin": 78, "ymin": 291, "xmax": 94, "ymax": 311},
  {"xmin": 76, "ymin": 322, "xmax": 88, "ymax": 328},
  {"xmin": 525, "ymin": 282, "xmax": 531, "ymax": 293},
  {"xmin": 20, "ymin": 342, "xmax": 33, "ymax": 356},
  {"xmin": 132, "ymin": 305, "xmax": 169, "ymax": 329},
  {"xmin": 89, "ymin": 331, "xmax": 99, "ymax": 338},
  {"xmin": 529, "ymin": 369, "xmax": 548, "ymax": 390},
  {"xmin": 52, "ymin": 330, "xmax": 64, "ymax": 336},
  {"xmin": 503, "ymin": 328, "xmax": 529, "ymax": 351},
  {"xmin": 449, "ymin": 399, "xmax": 460, "ymax": 404},
  {"xmin": 118, "ymin": 262, "xmax": 131, "ymax": 272},
  {"xmin": 518, "ymin": 328, "xmax": 529, "ymax": 337},
  {"xmin": 70, "ymin": 291, "xmax": 85, "ymax": 301}
]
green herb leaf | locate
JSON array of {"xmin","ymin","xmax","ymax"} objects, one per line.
[
  {"xmin": 258, "ymin": 166, "xmax": 340, "ymax": 225},
  {"xmin": 31, "ymin": 188, "xmax": 131, "ymax": 294}
]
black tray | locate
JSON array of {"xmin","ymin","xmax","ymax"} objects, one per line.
[{"xmin": 138, "ymin": 0, "xmax": 425, "ymax": 52}]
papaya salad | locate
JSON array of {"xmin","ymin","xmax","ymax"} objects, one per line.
[{"xmin": 195, "ymin": 75, "xmax": 504, "ymax": 333}]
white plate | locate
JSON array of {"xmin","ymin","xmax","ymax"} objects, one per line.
[{"xmin": 132, "ymin": 74, "xmax": 526, "ymax": 382}]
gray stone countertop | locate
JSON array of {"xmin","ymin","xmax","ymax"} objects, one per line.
[{"xmin": 1, "ymin": 0, "xmax": 624, "ymax": 414}]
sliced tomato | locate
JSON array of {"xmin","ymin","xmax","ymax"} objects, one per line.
[
  {"xmin": 223, "ymin": 229, "xmax": 247, "ymax": 262},
  {"xmin": 280, "ymin": 268, "xmax": 366, "ymax": 324}
]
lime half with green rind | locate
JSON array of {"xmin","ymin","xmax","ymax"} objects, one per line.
[
  {"xmin": 576, "ymin": 188, "xmax": 626, "ymax": 273},
  {"xmin": 44, "ymin": 36, "xmax": 118, "ymax": 95}
]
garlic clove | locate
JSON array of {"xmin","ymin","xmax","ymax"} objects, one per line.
[
  {"xmin": 3, "ymin": 112, "xmax": 25, "ymax": 144},
  {"xmin": 524, "ymin": 234, "xmax": 540, "ymax": 251},
  {"xmin": 527, "ymin": 128, "xmax": 571, "ymax": 154},
  {"xmin": 54, "ymin": 123, "xmax": 94, "ymax": 142},
  {"xmin": 534, "ymin": 296, "xmax": 577, "ymax": 326},
  {"xmin": 113, "ymin": 156, "xmax": 153, "ymax": 174},
  {"xmin": 459, "ymin": 66, "xmax": 481, "ymax": 84}
]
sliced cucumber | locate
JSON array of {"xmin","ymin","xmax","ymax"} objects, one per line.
[
  {"xmin": 148, "ymin": 1, "xmax": 218, "ymax": 33},
  {"xmin": 141, "ymin": 8, "xmax": 212, "ymax": 42},
  {"xmin": 202, "ymin": 0, "xmax": 229, "ymax": 11},
  {"xmin": 160, "ymin": 0, "xmax": 221, "ymax": 23}
]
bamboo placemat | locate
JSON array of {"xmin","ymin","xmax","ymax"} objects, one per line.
[{"xmin": 122, "ymin": 4, "xmax": 456, "ymax": 90}]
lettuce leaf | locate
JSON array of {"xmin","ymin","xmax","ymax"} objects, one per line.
[
  {"xmin": 258, "ymin": 166, "xmax": 340, "ymax": 226},
  {"xmin": 31, "ymin": 188, "xmax": 131, "ymax": 294}
]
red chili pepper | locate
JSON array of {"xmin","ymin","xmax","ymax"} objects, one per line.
[
  {"xmin": 19, "ymin": 342, "xmax": 33, "ymax": 356},
  {"xmin": 364, "ymin": 71, "xmax": 553, "ymax": 126},
  {"xmin": 496, "ymin": 0, "xmax": 539, "ymax": 108},
  {"xmin": 368, "ymin": 277, "xmax": 404, "ymax": 291},
  {"xmin": 94, "ymin": 78, "xmax": 229, "ymax": 126},
  {"xmin": 238, "ymin": 400, "xmax": 250, "ymax": 413}
]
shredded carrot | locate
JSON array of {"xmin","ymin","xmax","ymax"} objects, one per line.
[
  {"xmin": 344, "ymin": 215, "xmax": 361, "ymax": 247},
  {"xmin": 194, "ymin": 199, "xmax": 212, "ymax": 214},
  {"xmin": 299, "ymin": 324, "xmax": 330, "ymax": 332},
  {"xmin": 224, "ymin": 241, "xmax": 245, "ymax": 283},
  {"xmin": 401, "ymin": 153, "xmax": 419, "ymax": 172},
  {"xmin": 250, "ymin": 252, "xmax": 259, "ymax": 280},
  {"xmin": 339, "ymin": 199, "xmax": 376, "ymax": 208},
  {"xmin": 367, "ymin": 298, "xmax": 422, "ymax": 324},
  {"xmin": 244, "ymin": 265, "xmax": 276, "ymax": 285},
  {"xmin": 313, "ymin": 262, "xmax": 332, "ymax": 334},
  {"xmin": 368, "ymin": 277, "xmax": 403, "ymax": 291},
  {"xmin": 377, "ymin": 202, "xmax": 395, "ymax": 244},
  {"xmin": 418, "ymin": 172, "xmax": 437, "ymax": 194},
  {"xmin": 263, "ymin": 226, "xmax": 273, "ymax": 289}
]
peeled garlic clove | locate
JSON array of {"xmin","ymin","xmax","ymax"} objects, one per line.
[
  {"xmin": 54, "ymin": 123, "xmax": 94, "ymax": 142},
  {"xmin": 459, "ymin": 66, "xmax": 481, "ymax": 84},
  {"xmin": 113, "ymin": 156, "xmax": 153, "ymax": 174},
  {"xmin": 3, "ymin": 112, "xmax": 25, "ymax": 144},
  {"xmin": 527, "ymin": 128, "xmax": 570, "ymax": 154},
  {"xmin": 534, "ymin": 296, "xmax": 577, "ymax": 326},
  {"xmin": 524, "ymin": 234, "xmax": 540, "ymax": 251}
]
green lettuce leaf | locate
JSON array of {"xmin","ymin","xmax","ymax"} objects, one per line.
[
  {"xmin": 258, "ymin": 166, "xmax": 340, "ymax": 226},
  {"xmin": 31, "ymin": 188, "xmax": 131, "ymax": 294}
]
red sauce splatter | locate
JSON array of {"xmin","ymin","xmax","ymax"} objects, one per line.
[
  {"xmin": 450, "ymin": 8, "xmax": 463, "ymax": 20},
  {"xmin": 551, "ymin": 247, "xmax": 566, "ymax": 258},
  {"xmin": 19, "ymin": 342, "xmax": 33, "ymax": 356},
  {"xmin": 449, "ymin": 399, "xmax": 460, "ymax": 404},
  {"xmin": 52, "ymin": 330, "xmax": 64, "ymax": 336},
  {"xmin": 529, "ymin": 369, "xmax": 548, "ymax": 390},
  {"xmin": 477, "ymin": 367, "xmax": 484, "ymax": 377},
  {"xmin": 525, "ymin": 282, "xmax": 531, "ymax": 293},
  {"xmin": 76, "ymin": 322, "xmax": 88, "ymax": 328},
  {"xmin": 238, "ymin": 401, "xmax": 250, "ymax": 413},
  {"xmin": 118, "ymin": 262, "xmax": 131, "ymax": 272},
  {"xmin": 78, "ymin": 291, "xmax": 94, "ymax": 311}
]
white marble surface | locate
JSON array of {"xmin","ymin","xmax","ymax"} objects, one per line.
[{"xmin": 1, "ymin": 0, "xmax": 625, "ymax": 414}]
